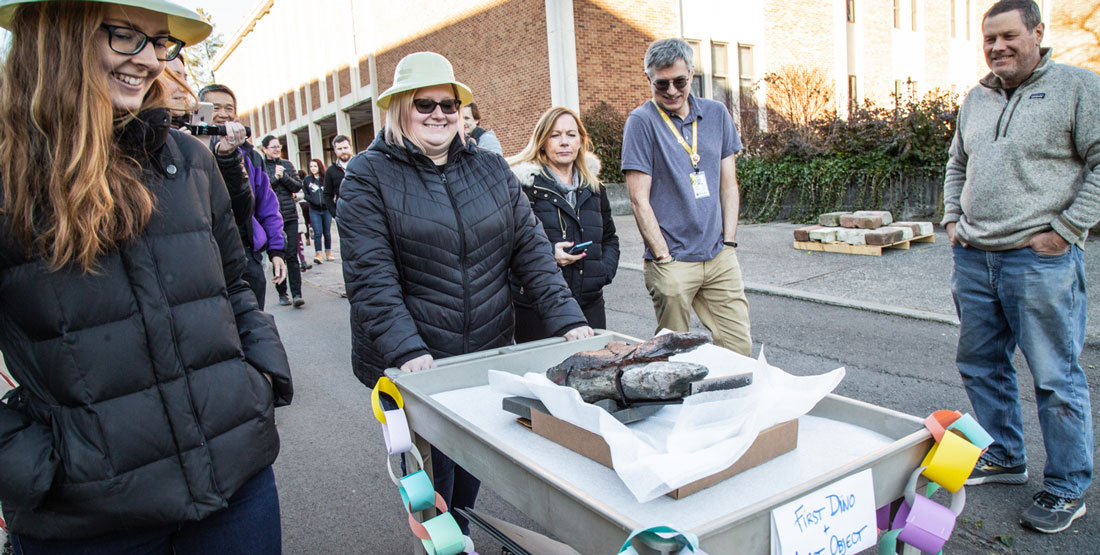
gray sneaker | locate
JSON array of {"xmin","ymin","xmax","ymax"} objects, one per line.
[
  {"xmin": 965, "ymin": 455, "xmax": 1028, "ymax": 485},
  {"xmin": 1020, "ymin": 491, "xmax": 1086, "ymax": 533}
]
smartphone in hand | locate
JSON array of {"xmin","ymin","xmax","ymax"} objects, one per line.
[{"xmin": 568, "ymin": 240, "xmax": 593, "ymax": 255}]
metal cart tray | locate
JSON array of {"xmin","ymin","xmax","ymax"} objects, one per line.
[{"xmin": 389, "ymin": 331, "xmax": 933, "ymax": 554}]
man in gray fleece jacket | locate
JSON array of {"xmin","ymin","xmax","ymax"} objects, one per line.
[{"xmin": 943, "ymin": 0, "xmax": 1099, "ymax": 535}]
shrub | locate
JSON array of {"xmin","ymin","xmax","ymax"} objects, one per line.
[
  {"xmin": 581, "ymin": 101, "xmax": 626, "ymax": 183},
  {"xmin": 737, "ymin": 71, "xmax": 958, "ymax": 222}
]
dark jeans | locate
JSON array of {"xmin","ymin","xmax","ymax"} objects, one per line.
[
  {"xmin": 243, "ymin": 251, "xmax": 267, "ymax": 310},
  {"xmin": 309, "ymin": 207, "xmax": 332, "ymax": 252},
  {"xmin": 274, "ymin": 220, "xmax": 301, "ymax": 298},
  {"xmin": 429, "ymin": 445, "xmax": 480, "ymax": 536},
  {"xmin": 12, "ymin": 466, "xmax": 281, "ymax": 555},
  {"xmin": 514, "ymin": 295, "xmax": 605, "ymax": 343}
]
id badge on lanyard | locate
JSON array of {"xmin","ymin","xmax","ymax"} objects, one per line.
[
  {"xmin": 653, "ymin": 100, "xmax": 709, "ymax": 200},
  {"xmin": 690, "ymin": 171, "xmax": 709, "ymax": 199}
]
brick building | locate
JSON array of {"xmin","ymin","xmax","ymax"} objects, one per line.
[{"xmin": 213, "ymin": 0, "xmax": 1070, "ymax": 169}]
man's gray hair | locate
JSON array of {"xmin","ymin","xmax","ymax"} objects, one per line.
[
  {"xmin": 984, "ymin": 0, "xmax": 1042, "ymax": 30},
  {"xmin": 644, "ymin": 38, "xmax": 693, "ymax": 78}
]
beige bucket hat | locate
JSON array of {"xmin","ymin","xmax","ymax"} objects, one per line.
[
  {"xmin": 0, "ymin": 0, "xmax": 212, "ymax": 46},
  {"xmin": 376, "ymin": 52, "xmax": 473, "ymax": 110}
]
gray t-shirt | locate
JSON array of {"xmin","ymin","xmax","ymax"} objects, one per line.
[{"xmin": 621, "ymin": 95, "xmax": 742, "ymax": 261}]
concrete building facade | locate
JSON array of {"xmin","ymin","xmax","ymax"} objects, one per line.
[{"xmin": 213, "ymin": 0, "xmax": 1072, "ymax": 169}]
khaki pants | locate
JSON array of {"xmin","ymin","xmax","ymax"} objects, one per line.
[{"xmin": 643, "ymin": 245, "xmax": 752, "ymax": 355}]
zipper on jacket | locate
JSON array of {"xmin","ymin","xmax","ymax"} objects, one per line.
[{"xmin": 441, "ymin": 168, "xmax": 471, "ymax": 352}]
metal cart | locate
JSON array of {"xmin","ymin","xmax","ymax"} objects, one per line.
[{"xmin": 389, "ymin": 331, "xmax": 933, "ymax": 554}]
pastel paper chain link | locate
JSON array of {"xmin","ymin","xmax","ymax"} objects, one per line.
[{"xmin": 372, "ymin": 377, "xmax": 473, "ymax": 555}]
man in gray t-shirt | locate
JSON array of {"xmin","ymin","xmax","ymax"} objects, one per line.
[{"xmin": 621, "ymin": 38, "xmax": 751, "ymax": 356}]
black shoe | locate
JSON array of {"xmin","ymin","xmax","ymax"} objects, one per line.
[
  {"xmin": 279, "ymin": 296, "xmax": 291, "ymax": 306},
  {"xmin": 292, "ymin": 295, "xmax": 304, "ymax": 308},
  {"xmin": 1020, "ymin": 491, "xmax": 1086, "ymax": 533},
  {"xmin": 965, "ymin": 455, "xmax": 1028, "ymax": 485}
]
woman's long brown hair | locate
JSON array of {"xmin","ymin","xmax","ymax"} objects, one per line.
[{"xmin": 0, "ymin": 2, "xmax": 166, "ymax": 272}]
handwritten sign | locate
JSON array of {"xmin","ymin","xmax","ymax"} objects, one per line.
[{"xmin": 770, "ymin": 469, "xmax": 876, "ymax": 555}]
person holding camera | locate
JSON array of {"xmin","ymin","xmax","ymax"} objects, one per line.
[
  {"xmin": 0, "ymin": 1, "xmax": 293, "ymax": 551},
  {"xmin": 199, "ymin": 83, "xmax": 286, "ymax": 309},
  {"xmin": 509, "ymin": 106, "xmax": 619, "ymax": 341}
]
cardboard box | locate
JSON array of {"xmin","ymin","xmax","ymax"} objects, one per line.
[{"xmin": 526, "ymin": 408, "xmax": 799, "ymax": 499}]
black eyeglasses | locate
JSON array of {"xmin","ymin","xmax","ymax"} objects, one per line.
[
  {"xmin": 412, "ymin": 98, "xmax": 462, "ymax": 115},
  {"xmin": 652, "ymin": 77, "xmax": 691, "ymax": 92},
  {"xmin": 100, "ymin": 24, "xmax": 185, "ymax": 62}
]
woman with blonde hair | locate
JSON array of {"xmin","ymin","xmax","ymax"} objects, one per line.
[
  {"xmin": 0, "ymin": 1, "xmax": 292, "ymax": 552},
  {"xmin": 508, "ymin": 106, "xmax": 620, "ymax": 341},
  {"xmin": 338, "ymin": 52, "xmax": 591, "ymax": 544}
]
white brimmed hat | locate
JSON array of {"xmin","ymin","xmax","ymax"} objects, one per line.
[
  {"xmin": 376, "ymin": 52, "xmax": 473, "ymax": 110},
  {"xmin": 0, "ymin": 0, "xmax": 212, "ymax": 46}
]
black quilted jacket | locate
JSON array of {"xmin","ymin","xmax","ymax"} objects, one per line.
[
  {"xmin": 509, "ymin": 162, "xmax": 619, "ymax": 309},
  {"xmin": 0, "ymin": 112, "xmax": 293, "ymax": 539},
  {"xmin": 339, "ymin": 132, "xmax": 587, "ymax": 386}
]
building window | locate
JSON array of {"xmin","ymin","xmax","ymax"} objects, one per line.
[
  {"xmin": 846, "ymin": 0, "xmax": 855, "ymax": 22},
  {"xmin": 712, "ymin": 41, "xmax": 729, "ymax": 101},
  {"xmin": 893, "ymin": 0, "xmax": 901, "ymax": 28},
  {"xmin": 848, "ymin": 75, "xmax": 858, "ymax": 105},
  {"xmin": 911, "ymin": 0, "xmax": 918, "ymax": 31},
  {"xmin": 738, "ymin": 44, "xmax": 754, "ymax": 102},
  {"xmin": 950, "ymin": 0, "xmax": 956, "ymax": 37},
  {"xmin": 686, "ymin": 39, "xmax": 703, "ymax": 97}
]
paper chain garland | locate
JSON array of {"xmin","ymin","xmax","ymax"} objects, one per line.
[
  {"xmin": 877, "ymin": 410, "xmax": 994, "ymax": 554},
  {"xmin": 372, "ymin": 377, "xmax": 475, "ymax": 555}
]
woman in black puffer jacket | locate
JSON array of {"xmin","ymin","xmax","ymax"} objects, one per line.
[
  {"xmin": 338, "ymin": 52, "xmax": 590, "ymax": 543},
  {"xmin": 509, "ymin": 106, "xmax": 620, "ymax": 341},
  {"xmin": 0, "ymin": 2, "xmax": 292, "ymax": 551}
]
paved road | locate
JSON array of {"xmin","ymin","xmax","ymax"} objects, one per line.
[{"xmin": 265, "ymin": 232, "xmax": 1098, "ymax": 554}]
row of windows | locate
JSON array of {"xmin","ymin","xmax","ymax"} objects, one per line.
[
  {"xmin": 684, "ymin": 39, "xmax": 754, "ymax": 104},
  {"xmin": 845, "ymin": 0, "xmax": 973, "ymax": 39}
]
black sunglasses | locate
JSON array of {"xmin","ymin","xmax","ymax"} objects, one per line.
[
  {"xmin": 100, "ymin": 24, "xmax": 185, "ymax": 62},
  {"xmin": 652, "ymin": 77, "xmax": 691, "ymax": 92},
  {"xmin": 412, "ymin": 98, "xmax": 462, "ymax": 115}
]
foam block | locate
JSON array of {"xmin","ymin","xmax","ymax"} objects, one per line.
[
  {"xmin": 839, "ymin": 214, "xmax": 884, "ymax": 229},
  {"xmin": 881, "ymin": 225, "xmax": 913, "ymax": 240},
  {"xmin": 853, "ymin": 210, "xmax": 894, "ymax": 225},
  {"xmin": 794, "ymin": 225, "xmax": 823, "ymax": 242},
  {"xmin": 818, "ymin": 212, "xmax": 851, "ymax": 227},
  {"xmin": 808, "ymin": 228, "xmax": 839, "ymax": 243},
  {"xmin": 837, "ymin": 228, "xmax": 868, "ymax": 244},
  {"xmin": 866, "ymin": 228, "xmax": 904, "ymax": 245},
  {"xmin": 894, "ymin": 221, "xmax": 934, "ymax": 236}
]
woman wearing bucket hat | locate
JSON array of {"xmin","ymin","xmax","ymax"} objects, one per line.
[
  {"xmin": 339, "ymin": 52, "xmax": 592, "ymax": 540},
  {"xmin": 0, "ymin": 1, "xmax": 293, "ymax": 552}
]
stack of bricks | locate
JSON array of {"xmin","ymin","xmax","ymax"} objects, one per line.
[{"xmin": 794, "ymin": 211, "xmax": 934, "ymax": 246}]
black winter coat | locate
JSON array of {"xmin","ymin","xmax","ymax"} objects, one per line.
[
  {"xmin": 323, "ymin": 162, "xmax": 345, "ymax": 218},
  {"xmin": 263, "ymin": 157, "xmax": 301, "ymax": 222},
  {"xmin": 0, "ymin": 112, "xmax": 293, "ymax": 540},
  {"xmin": 510, "ymin": 162, "xmax": 619, "ymax": 309},
  {"xmin": 339, "ymin": 132, "xmax": 587, "ymax": 387}
]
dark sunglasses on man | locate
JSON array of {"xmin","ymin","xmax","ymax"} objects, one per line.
[
  {"xmin": 100, "ymin": 24, "xmax": 185, "ymax": 61},
  {"xmin": 412, "ymin": 98, "xmax": 462, "ymax": 115},
  {"xmin": 652, "ymin": 77, "xmax": 690, "ymax": 92}
]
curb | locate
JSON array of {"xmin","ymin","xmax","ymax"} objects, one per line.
[{"xmin": 618, "ymin": 262, "xmax": 960, "ymax": 326}]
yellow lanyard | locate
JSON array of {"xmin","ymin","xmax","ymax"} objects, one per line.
[{"xmin": 652, "ymin": 99, "xmax": 700, "ymax": 170}]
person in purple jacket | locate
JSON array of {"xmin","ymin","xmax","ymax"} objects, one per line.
[{"xmin": 200, "ymin": 84, "xmax": 286, "ymax": 309}]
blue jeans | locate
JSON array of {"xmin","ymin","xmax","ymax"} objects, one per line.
[
  {"xmin": 309, "ymin": 207, "xmax": 332, "ymax": 252},
  {"xmin": 12, "ymin": 466, "xmax": 282, "ymax": 555},
  {"xmin": 951, "ymin": 244, "xmax": 1093, "ymax": 498}
]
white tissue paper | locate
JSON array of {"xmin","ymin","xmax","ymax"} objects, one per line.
[{"xmin": 488, "ymin": 340, "xmax": 844, "ymax": 503}]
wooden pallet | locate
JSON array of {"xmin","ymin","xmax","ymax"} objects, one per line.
[{"xmin": 793, "ymin": 233, "xmax": 935, "ymax": 256}]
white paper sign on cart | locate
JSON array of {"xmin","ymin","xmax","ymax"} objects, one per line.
[{"xmin": 770, "ymin": 468, "xmax": 876, "ymax": 555}]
